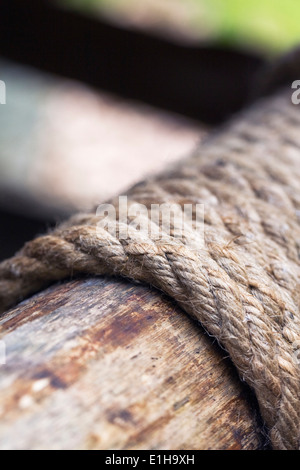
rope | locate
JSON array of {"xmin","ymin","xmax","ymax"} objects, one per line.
[{"xmin": 0, "ymin": 90, "xmax": 300, "ymax": 449}]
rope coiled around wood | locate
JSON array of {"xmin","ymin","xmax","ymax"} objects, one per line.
[{"xmin": 0, "ymin": 90, "xmax": 300, "ymax": 449}]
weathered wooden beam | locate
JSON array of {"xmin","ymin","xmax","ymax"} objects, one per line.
[{"xmin": 0, "ymin": 277, "xmax": 264, "ymax": 450}]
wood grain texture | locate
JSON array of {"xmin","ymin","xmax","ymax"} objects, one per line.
[{"xmin": 0, "ymin": 277, "xmax": 265, "ymax": 450}]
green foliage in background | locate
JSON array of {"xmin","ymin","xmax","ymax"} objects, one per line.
[
  {"xmin": 205, "ymin": 0, "xmax": 300, "ymax": 52},
  {"xmin": 60, "ymin": 0, "xmax": 300, "ymax": 53}
]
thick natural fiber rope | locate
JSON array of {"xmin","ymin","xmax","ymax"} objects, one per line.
[{"xmin": 1, "ymin": 89, "xmax": 300, "ymax": 449}]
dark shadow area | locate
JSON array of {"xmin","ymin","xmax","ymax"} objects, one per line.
[
  {"xmin": 0, "ymin": 208, "xmax": 54, "ymax": 260},
  {"xmin": 0, "ymin": 0, "xmax": 265, "ymax": 124}
]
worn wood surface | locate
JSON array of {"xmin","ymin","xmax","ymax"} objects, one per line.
[{"xmin": 0, "ymin": 277, "xmax": 264, "ymax": 450}]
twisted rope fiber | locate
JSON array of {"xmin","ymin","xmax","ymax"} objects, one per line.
[{"xmin": 1, "ymin": 91, "xmax": 300, "ymax": 449}]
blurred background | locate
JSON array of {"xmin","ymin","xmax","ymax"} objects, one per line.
[
  {"xmin": 61, "ymin": 0, "xmax": 300, "ymax": 52},
  {"xmin": 0, "ymin": 0, "xmax": 300, "ymax": 259}
]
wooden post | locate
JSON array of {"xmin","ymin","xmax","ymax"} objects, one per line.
[{"xmin": 0, "ymin": 277, "xmax": 263, "ymax": 450}]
